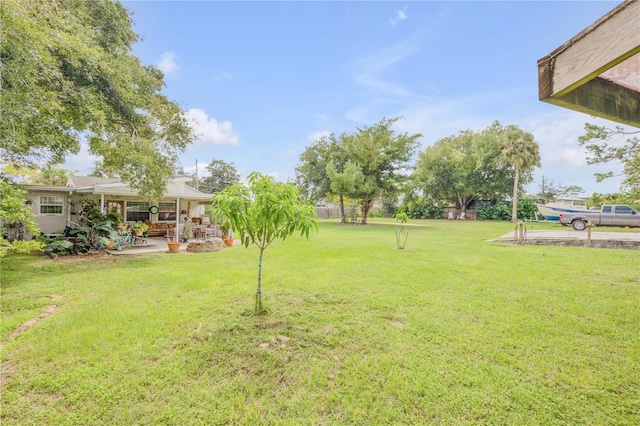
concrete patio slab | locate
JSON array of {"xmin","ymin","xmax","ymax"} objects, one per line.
[{"xmin": 492, "ymin": 229, "xmax": 640, "ymax": 250}]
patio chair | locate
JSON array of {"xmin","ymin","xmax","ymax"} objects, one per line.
[
  {"xmin": 457, "ymin": 212, "xmax": 466, "ymax": 220},
  {"xmin": 165, "ymin": 227, "xmax": 175, "ymax": 239},
  {"xmin": 448, "ymin": 212, "xmax": 454, "ymax": 220}
]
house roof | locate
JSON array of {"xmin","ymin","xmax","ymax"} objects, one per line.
[
  {"xmin": 27, "ymin": 176, "xmax": 213, "ymax": 201},
  {"xmin": 537, "ymin": 0, "xmax": 640, "ymax": 127},
  {"xmin": 67, "ymin": 176, "xmax": 121, "ymax": 188}
]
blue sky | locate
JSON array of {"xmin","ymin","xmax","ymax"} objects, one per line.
[{"xmin": 65, "ymin": 0, "xmax": 630, "ymax": 196}]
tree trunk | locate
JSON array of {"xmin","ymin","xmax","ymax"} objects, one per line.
[
  {"xmin": 255, "ymin": 249, "xmax": 264, "ymax": 313},
  {"xmin": 457, "ymin": 194, "xmax": 470, "ymax": 214},
  {"xmin": 361, "ymin": 197, "xmax": 372, "ymax": 224},
  {"xmin": 339, "ymin": 194, "xmax": 345, "ymax": 223},
  {"xmin": 511, "ymin": 163, "xmax": 519, "ymax": 222}
]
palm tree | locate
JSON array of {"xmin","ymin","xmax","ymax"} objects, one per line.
[{"xmin": 496, "ymin": 129, "xmax": 541, "ymax": 222}]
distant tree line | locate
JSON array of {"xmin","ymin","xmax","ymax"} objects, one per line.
[{"xmin": 295, "ymin": 118, "xmax": 542, "ymax": 222}]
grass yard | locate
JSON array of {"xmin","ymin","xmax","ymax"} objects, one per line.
[{"xmin": 1, "ymin": 220, "xmax": 639, "ymax": 425}]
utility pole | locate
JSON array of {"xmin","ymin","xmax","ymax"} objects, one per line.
[{"xmin": 195, "ymin": 158, "xmax": 199, "ymax": 191}]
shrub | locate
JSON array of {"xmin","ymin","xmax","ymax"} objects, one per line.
[
  {"xmin": 397, "ymin": 199, "xmax": 443, "ymax": 219},
  {"xmin": 477, "ymin": 199, "xmax": 538, "ymax": 221}
]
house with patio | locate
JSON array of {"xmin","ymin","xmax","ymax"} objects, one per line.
[{"xmin": 23, "ymin": 176, "xmax": 214, "ymax": 237}]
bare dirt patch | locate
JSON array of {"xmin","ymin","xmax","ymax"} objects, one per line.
[
  {"xmin": 1, "ymin": 295, "xmax": 64, "ymax": 387},
  {"xmin": 5, "ymin": 294, "xmax": 64, "ymax": 343},
  {"xmin": 44, "ymin": 251, "xmax": 119, "ymax": 264}
]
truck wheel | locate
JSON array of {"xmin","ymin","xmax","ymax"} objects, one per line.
[{"xmin": 572, "ymin": 220, "xmax": 587, "ymax": 231}]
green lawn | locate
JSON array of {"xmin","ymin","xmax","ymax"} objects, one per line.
[{"xmin": 1, "ymin": 220, "xmax": 639, "ymax": 425}]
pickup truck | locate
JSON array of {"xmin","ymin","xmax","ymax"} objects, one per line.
[{"xmin": 559, "ymin": 204, "xmax": 640, "ymax": 231}]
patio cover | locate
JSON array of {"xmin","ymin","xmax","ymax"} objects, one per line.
[{"xmin": 538, "ymin": 0, "xmax": 640, "ymax": 128}]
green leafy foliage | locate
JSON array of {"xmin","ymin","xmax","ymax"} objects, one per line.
[
  {"xmin": 578, "ymin": 123, "xmax": 639, "ymax": 192},
  {"xmin": 22, "ymin": 167, "xmax": 73, "ymax": 186},
  {"xmin": 494, "ymin": 124, "xmax": 541, "ymax": 221},
  {"xmin": 0, "ymin": 181, "xmax": 44, "ymax": 257},
  {"xmin": 343, "ymin": 117, "xmax": 421, "ymax": 223},
  {"xmin": 45, "ymin": 238, "xmax": 75, "ymax": 254},
  {"xmin": 396, "ymin": 199, "xmax": 443, "ymax": 219},
  {"xmin": 0, "ymin": 181, "xmax": 39, "ymax": 236},
  {"xmin": 295, "ymin": 134, "xmax": 345, "ymax": 203},
  {"xmin": 413, "ymin": 121, "xmax": 539, "ymax": 218},
  {"xmin": 296, "ymin": 117, "xmax": 421, "ymax": 224},
  {"xmin": 394, "ymin": 212, "xmax": 409, "ymax": 224},
  {"xmin": 1, "ymin": 0, "xmax": 194, "ymax": 198},
  {"xmin": 198, "ymin": 159, "xmax": 241, "ymax": 194},
  {"xmin": 477, "ymin": 203, "xmax": 512, "ymax": 221},
  {"xmin": 587, "ymin": 192, "xmax": 640, "ymax": 208},
  {"xmin": 477, "ymin": 199, "xmax": 538, "ymax": 221}
]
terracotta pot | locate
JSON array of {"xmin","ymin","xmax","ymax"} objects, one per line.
[
  {"xmin": 167, "ymin": 241, "xmax": 181, "ymax": 253},
  {"xmin": 223, "ymin": 238, "xmax": 233, "ymax": 247},
  {"xmin": 105, "ymin": 239, "xmax": 115, "ymax": 249}
]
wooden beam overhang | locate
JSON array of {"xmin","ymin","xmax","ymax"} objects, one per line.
[{"xmin": 538, "ymin": 0, "xmax": 640, "ymax": 128}]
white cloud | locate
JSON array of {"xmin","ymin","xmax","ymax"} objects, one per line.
[
  {"xmin": 351, "ymin": 35, "xmax": 424, "ymax": 99},
  {"xmin": 186, "ymin": 108, "xmax": 239, "ymax": 146},
  {"xmin": 214, "ymin": 72, "xmax": 233, "ymax": 81},
  {"xmin": 307, "ymin": 130, "xmax": 331, "ymax": 143},
  {"xmin": 390, "ymin": 9, "xmax": 408, "ymax": 26},
  {"xmin": 558, "ymin": 149, "xmax": 587, "ymax": 167},
  {"xmin": 280, "ymin": 149, "xmax": 296, "ymax": 161},
  {"xmin": 521, "ymin": 111, "xmax": 626, "ymax": 193},
  {"xmin": 156, "ymin": 52, "xmax": 179, "ymax": 76},
  {"xmin": 62, "ymin": 142, "xmax": 100, "ymax": 176},
  {"xmin": 181, "ymin": 161, "xmax": 209, "ymax": 178}
]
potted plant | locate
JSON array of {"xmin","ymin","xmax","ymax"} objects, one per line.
[
  {"xmin": 105, "ymin": 209, "xmax": 123, "ymax": 228},
  {"xmin": 131, "ymin": 222, "xmax": 149, "ymax": 237},
  {"xmin": 219, "ymin": 219, "xmax": 233, "ymax": 246},
  {"xmin": 167, "ymin": 240, "xmax": 181, "ymax": 253},
  {"xmin": 181, "ymin": 220, "xmax": 194, "ymax": 242},
  {"xmin": 219, "ymin": 219, "xmax": 230, "ymax": 238}
]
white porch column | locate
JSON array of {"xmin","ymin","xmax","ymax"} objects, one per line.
[
  {"xmin": 175, "ymin": 197, "xmax": 180, "ymax": 242},
  {"xmin": 101, "ymin": 194, "xmax": 105, "ymax": 214},
  {"xmin": 67, "ymin": 191, "xmax": 73, "ymax": 223}
]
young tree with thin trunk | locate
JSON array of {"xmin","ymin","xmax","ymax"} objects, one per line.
[{"xmin": 211, "ymin": 172, "xmax": 318, "ymax": 314}]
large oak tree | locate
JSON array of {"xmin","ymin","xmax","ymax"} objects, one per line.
[
  {"xmin": 1, "ymin": 0, "xmax": 194, "ymax": 198},
  {"xmin": 296, "ymin": 117, "xmax": 421, "ymax": 224},
  {"xmin": 345, "ymin": 117, "xmax": 421, "ymax": 223},
  {"xmin": 413, "ymin": 121, "xmax": 536, "ymax": 215}
]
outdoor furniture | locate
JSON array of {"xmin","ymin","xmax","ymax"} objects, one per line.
[
  {"xmin": 165, "ymin": 227, "xmax": 175, "ymax": 239},
  {"xmin": 457, "ymin": 212, "xmax": 466, "ymax": 220},
  {"xmin": 145, "ymin": 222, "xmax": 175, "ymax": 237},
  {"xmin": 192, "ymin": 225, "xmax": 206, "ymax": 238},
  {"xmin": 448, "ymin": 212, "xmax": 454, "ymax": 220},
  {"xmin": 191, "ymin": 224, "xmax": 218, "ymax": 238},
  {"xmin": 203, "ymin": 227, "xmax": 218, "ymax": 238}
]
